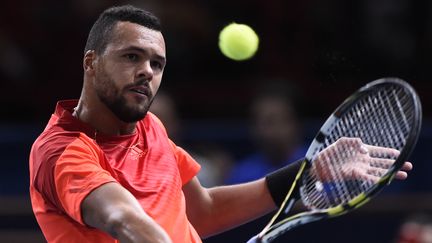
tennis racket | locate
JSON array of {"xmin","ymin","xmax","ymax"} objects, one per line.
[{"xmin": 247, "ymin": 77, "xmax": 422, "ymax": 243}]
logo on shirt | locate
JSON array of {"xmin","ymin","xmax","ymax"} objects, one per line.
[{"xmin": 127, "ymin": 143, "xmax": 145, "ymax": 160}]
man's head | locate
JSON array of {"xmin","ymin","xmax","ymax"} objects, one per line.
[
  {"xmin": 83, "ymin": 5, "xmax": 166, "ymax": 123},
  {"xmin": 84, "ymin": 5, "xmax": 162, "ymax": 55}
]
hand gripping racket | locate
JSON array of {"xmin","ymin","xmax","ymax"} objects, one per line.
[{"xmin": 247, "ymin": 78, "xmax": 422, "ymax": 243}]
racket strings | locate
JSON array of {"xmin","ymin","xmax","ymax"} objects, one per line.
[
  {"xmin": 300, "ymin": 85, "xmax": 415, "ymax": 210},
  {"xmin": 388, "ymin": 89, "xmax": 412, "ymax": 141}
]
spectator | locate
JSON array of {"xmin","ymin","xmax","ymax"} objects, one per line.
[
  {"xmin": 395, "ymin": 213, "xmax": 432, "ymax": 243},
  {"xmin": 226, "ymin": 80, "xmax": 307, "ymax": 184},
  {"xmin": 150, "ymin": 91, "xmax": 233, "ymax": 187}
]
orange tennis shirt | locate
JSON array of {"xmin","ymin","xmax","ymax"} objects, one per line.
[{"xmin": 29, "ymin": 100, "xmax": 202, "ymax": 243}]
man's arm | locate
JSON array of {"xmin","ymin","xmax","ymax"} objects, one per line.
[
  {"xmin": 81, "ymin": 182, "xmax": 172, "ymax": 243},
  {"xmin": 183, "ymin": 159, "xmax": 413, "ymax": 238},
  {"xmin": 183, "ymin": 177, "xmax": 276, "ymax": 238}
]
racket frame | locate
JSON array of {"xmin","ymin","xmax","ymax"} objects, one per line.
[{"xmin": 257, "ymin": 78, "xmax": 422, "ymax": 243}]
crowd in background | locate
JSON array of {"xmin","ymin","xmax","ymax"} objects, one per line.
[
  {"xmin": 1, "ymin": 0, "xmax": 432, "ymax": 242},
  {"xmin": 2, "ymin": 0, "xmax": 432, "ymax": 121}
]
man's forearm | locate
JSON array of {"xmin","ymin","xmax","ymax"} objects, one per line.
[
  {"xmin": 107, "ymin": 207, "xmax": 171, "ymax": 243},
  {"xmin": 82, "ymin": 182, "xmax": 171, "ymax": 243},
  {"xmin": 185, "ymin": 178, "xmax": 276, "ymax": 238}
]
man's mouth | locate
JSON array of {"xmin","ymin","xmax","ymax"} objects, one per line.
[{"xmin": 129, "ymin": 85, "xmax": 151, "ymax": 97}]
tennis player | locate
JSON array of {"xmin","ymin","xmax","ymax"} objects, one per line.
[{"xmin": 29, "ymin": 5, "xmax": 412, "ymax": 243}]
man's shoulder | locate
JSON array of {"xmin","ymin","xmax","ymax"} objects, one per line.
[
  {"xmin": 29, "ymin": 122, "xmax": 99, "ymax": 186},
  {"xmin": 32, "ymin": 122, "xmax": 96, "ymax": 159}
]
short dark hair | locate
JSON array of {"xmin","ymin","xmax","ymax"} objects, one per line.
[{"xmin": 84, "ymin": 5, "xmax": 162, "ymax": 54}]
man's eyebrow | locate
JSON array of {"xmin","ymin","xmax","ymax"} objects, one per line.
[{"xmin": 122, "ymin": 46, "xmax": 166, "ymax": 63}]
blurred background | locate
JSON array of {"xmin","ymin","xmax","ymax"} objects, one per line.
[{"xmin": 1, "ymin": 0, "xmax": 432, "ymax": 242}]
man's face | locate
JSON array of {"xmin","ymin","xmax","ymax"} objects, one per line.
[{"xmin": 93, "ymin": 21, "xmax": 166, "ymax": 122}]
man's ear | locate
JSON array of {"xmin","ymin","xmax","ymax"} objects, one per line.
[{"xmin": 83, "ymin": 50, "xmax": 96, "ymax": 74}]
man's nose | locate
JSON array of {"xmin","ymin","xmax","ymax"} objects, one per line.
[{"xmin": 137, "ymin": 61, "xmax": 153, "ymax": 81}]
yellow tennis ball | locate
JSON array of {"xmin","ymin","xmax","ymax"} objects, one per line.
[{"xmin": 218, "ymin": 23, "xmax": 259, "ymax": 61}]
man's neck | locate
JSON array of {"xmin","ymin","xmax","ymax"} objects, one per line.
[{"xmin": 73, "ymin": 98, "xmax": 137, "ymax": 136}]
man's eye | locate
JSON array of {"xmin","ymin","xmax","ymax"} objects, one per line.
[
  {"xmin": 151, "ymin": 61, "xmax": 163, "ymax": 70},
  {"xmin": 125, "ymin": 54, "xmax": 138, "ymax": 61}
]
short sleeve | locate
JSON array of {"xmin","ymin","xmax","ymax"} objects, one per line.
[
  {"xmin": 169, "ymin": 140, "xmax": 201, "ymax": 185},
  {"xmin": 148, "ymin": 112, "xmax": 201, "ymax": 185},
  {"xmin": 54, "ymin": 137, "xmax": 117, "ymax": 225}
]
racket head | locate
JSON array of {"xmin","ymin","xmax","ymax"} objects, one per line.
[
  {"xmin": 257, "ymin": 78, "xmax": 422, "ymax": 243},
  {"xmin": 300, "ymin": 77, "xmax": 422, "ymax": 212}
]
